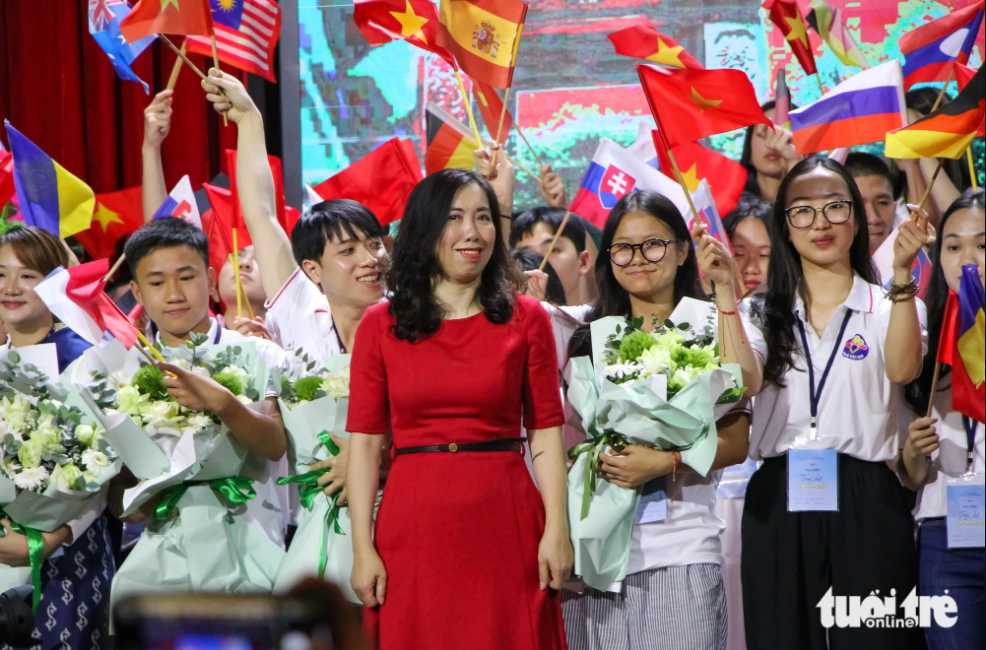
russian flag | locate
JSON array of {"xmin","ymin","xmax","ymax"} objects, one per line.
[
  {"xmin": 152, "ymin": 175, "xmax": 201, "ymax": 228},
  {"xmin": 790, "ymin": 60, "xmax": 906, "ymax": 155},
  {"xmin": 900, "ymin": 2, "xmax": 984, "ymax": 89}
]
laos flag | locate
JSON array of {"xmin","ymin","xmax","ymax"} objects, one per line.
[
  {"xmin": 900, "ymin": 1, "xmax": 984, "ymax": 90},
  {"xmin": 570, "ymin": 138, "xmax": 687, "ymax": 229}
]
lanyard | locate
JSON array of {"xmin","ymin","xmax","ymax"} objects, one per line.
[
  {"xmin": 796, "ymin": 309, "xmax": 853, "ymax": 438},
  {"xmin": 213, "ymin": 325, "xmax": 223, "ymax": 345},
  {"xmin": 962, "ymin": 416, "xmax": 979, "ymax": 474},
  {"xmin": 330, "ymin": 316, "xmax": 347, "ymax": 354}
]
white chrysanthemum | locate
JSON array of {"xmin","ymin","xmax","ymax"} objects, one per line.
[
  {"xmin": 638, "ymin": 345, "xmax": 675, "ymax": 377},
  {"xmin": 13, "ymin": 466, "xmax": 49, "ymax": 491},
  {"xmin": 2, "ymin": 395, "xmax": 33, "ymax": 430},
  {"xmin": 81, "ymin": 449, "xmax": 113, "ymax": 476},
  {"xmin": 107, "ymin": 370, "xmax": 134, "ymax": 391},
  {"xmin": 181, "ymin": 414, "xmax": 213, "ymax": 436},
  {"xmin": 0, "ymin": 420, "xmax": 23, "ymax": 443},
  {"xmin": 604, "ymin": 362, "xmax": 644, "ymax": 381}
]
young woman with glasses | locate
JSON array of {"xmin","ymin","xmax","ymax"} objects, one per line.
[
  {"xmin": 741, "ymin": 157, "xmax": 931, "ymax": 650},
  {"xmin": 561, "ymin": 191, "xmax": 763, "ymax": 650}
]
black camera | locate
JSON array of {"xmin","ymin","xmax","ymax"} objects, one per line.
[{"xmin": 0, "ymin": 585, "xmax": 36, "ymax": 648}]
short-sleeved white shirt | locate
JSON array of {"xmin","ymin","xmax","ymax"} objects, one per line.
[
  {"xmin": 264, "ymin": 268, "xmax": 344, "ymax": 361},
  {"xmin": 909, "ymin": 380, "xmax": 986, "ymax": 521},
  {"xmin": 746, "ymin": 275, "xmax": 928, "ymax": 462}
]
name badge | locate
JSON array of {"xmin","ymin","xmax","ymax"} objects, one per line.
[
  {"xmin": 634, "ymin": 476, "xmax": 667, "ymax": 524},
  {"xmin": 787, "ymin": 449, "xmax": 838, "ymax": 512},
  {"xmin": 946, "ymin": 481, "xmax": 986, "ymax": 549}
]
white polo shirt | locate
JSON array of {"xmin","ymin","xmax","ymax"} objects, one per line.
[
  {"xmin": 264, "ymin": 268, "xmax": 344, "ymax": 362},
  {"xmin": 909, "ymin": 379, "xmax": 986, "ymax": 521},
  {"xmin": 746, "ymin": 274, "xmax": 928, "ymax": 462}
]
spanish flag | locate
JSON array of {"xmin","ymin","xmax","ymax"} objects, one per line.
[
  {"xmin": 885, "ymin": 66, "xmax": 985, "ymax": 159},
  {"xmin": 438, "ymin": 0, "xmax": 528, "ymax": 88},
  {"xmin": 938, "ymin": 265, "xmax": 985, "ymax": 424},
  {"xmin": 5, "ymin": 121, "xmax": 94, "ymax": 239},
  {"xmin": 425, "ymin": 102, "xmax": 479, "ymax": 175}
]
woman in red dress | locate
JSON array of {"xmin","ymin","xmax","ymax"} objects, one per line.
[{"xmin": 347, "ymin": 168, "xmax": 574, "ymax": 650}]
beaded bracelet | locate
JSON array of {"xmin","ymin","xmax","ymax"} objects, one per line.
[{"xmin": 887, "ymin": 279, "xmax": 919, "ymax": 303}]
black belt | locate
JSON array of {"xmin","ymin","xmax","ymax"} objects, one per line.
[{"xmin": 394, "ymin": 437, "xmax": 527, "ymax": 456}]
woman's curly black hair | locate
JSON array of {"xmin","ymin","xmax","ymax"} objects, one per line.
[{"xmin": 387, "ymin": 168, "xmax": 524, "ymax": 342}]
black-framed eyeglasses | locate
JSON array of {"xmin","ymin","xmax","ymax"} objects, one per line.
[
  {"xmin": 608, "ymin": 238, "xmax": 673, "ymax": 266},
  {"xmin": 785, "ymin": 200, "xmax": 854, "ymax": 230}
]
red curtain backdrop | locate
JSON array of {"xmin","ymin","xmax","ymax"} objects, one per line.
[{"xmin": 0, "ymin": 0, "xmax": 243, "ymax": 196}]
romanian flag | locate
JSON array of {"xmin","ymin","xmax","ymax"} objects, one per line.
[
  {"xmin": 472, "ymin": 80, "xmax": 514, "ymax": 144},
  {"xmin": 354, "ymin": 0, "xmax": 457, "ymax": 69},
  {"xmin": 637, "ymin": 64, "xmax": 771, "ymax": 150},
  {"xmin": 774, "ymin": 68, "xmax": 792, "ymax": 129},
  {"xmin": 607, "ymin": 24, "xmax": 704, "ymax": 69},
  {"xmin": 886, "ymin": 65, "xmax": 984, "ymax": 159},
  {"xmin": 763, "ymin": 0, "xmax": 818, "ymax": 76},
  {"xmin": 789, "ymin": 60, "xmax": 906, "ymax": 154},
  {"xmin": 120, "ymin": 0, "xmax": 214, "ymax": 42},
  {"xmin": 805, "ymin": 0, "xmax": 868, "ymax": 68},
  {"xmin": 425, "ymin": 102, "xmax": 479, "ymax": 175},
  {"xmin": 438, "ymin": 0, "xmax": 528, "ymax": 88},
  {"xmin": 938, "ymin": 265, "xmax": 985, "ymax": 424},
  {"xmin": 900, "ymin": 1, "xmax": 984, "ymax": 90},
  {"xmin": 74, "ymin": 187, "xmax": 145, "ymax": 260},
  {"xmin": 652, "ymin": 132, "xmax": 747, "ymax": 217},
  {"xmin": 5, "ymin": 121, "xmax": 94, "ymax": 239}
]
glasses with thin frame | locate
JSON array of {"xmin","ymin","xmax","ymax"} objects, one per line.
[
  {"xmin": 608, "ymin": 238, "xmax": 673, "ymax": 266},
  {"xmin": 785, "ymin": 201, "xmax": 853, "ymax": 230}
]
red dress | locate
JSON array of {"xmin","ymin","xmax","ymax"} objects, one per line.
[{"xmin": 347, "ymin": 295, "xmax": 568, "ymax": 650}]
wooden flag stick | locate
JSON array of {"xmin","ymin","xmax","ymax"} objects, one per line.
[
  {"xmin": 160, "ymin": 35, "xmax": 209, "ymax": 83},
  {"xmin": 926, "ymin": 360, "xmax": 943, "ymax": 418},
  {"xmin": 538, "ymin": 211, "xmax": 572, "ymax": 273},
  {"xmin": 814, "ymin": 73, "xmax": 826, "ymax": 97},
  {"xmin": 454, "ymin": 69, "xmax": 485, "ymax": 156},
  {"xmin": 516, "ymin": 125, "xmax": 544, "ymax": 170},
  {"xmin": 667, "ymin": 149, "xmax": 700, "ymax": 227},
  {"xmin": 134, "ymin": 340, "xmax": 159, "ymax": 366},
  {"xmin": 495, "ymin": 23, "xmax": 525, "ymax": 145},
  {"xmin": 916, "ymin": 159, "xmax": 944, "ymax": 214},
  {"xmin": 102, "ymin": 254, "xmax": 127, "ymax": 283},
  {"xmin": 210, "ymin": 33, "xmax": 227, "ymax": 127},
  {"xmin": 166, "ymin": 40, "xmax": 187, "ymax": 91},
  {"xmin": 232, "ymin": 228, "xmax": 243, "ymax": 319},
  {"xmin": 228, "ymin": 253, "xmax": 256, "ymax": 321},
  {"xmin": 930, "ymin": 68, "xmax": 955, "ymax": 113},
  {"xmin": 136, "ymin": 330, "xmax": 168, "ymax": 364},
  {"xmin": 967, "ymin": 147, "xmax": 978, "ymax": 192},
  {"xmin": 505, "ymin": 153, "xmax": 544, "ymax": 186}
]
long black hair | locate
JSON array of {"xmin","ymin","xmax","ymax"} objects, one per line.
[
  {"xmin": 751, "ymin": 157, "xmax": 879, "ymax": 385},
  {"xmin": 905, "ymin": 189, "xmax": 986, "ymax": 414},
  {"xmin": 387, "ymin": 168, "xmax": 523, "ymax": 342},
  {"xmin": 568, "ymin": 190, "xmax": 705, "ymax": 359}
]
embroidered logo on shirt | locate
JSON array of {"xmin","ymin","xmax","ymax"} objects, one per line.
[{"xmin": 842, "ymin": 334, "xmax": 869, "ymax": 360}]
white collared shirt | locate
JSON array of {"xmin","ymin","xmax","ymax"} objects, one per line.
[
  {"xmin": 264, "ymin": 268, "xmax": 344, "ymax": 363},
  {"xmin": 746, "ymin": 274, "xmax": 928, "ymax": 462}
]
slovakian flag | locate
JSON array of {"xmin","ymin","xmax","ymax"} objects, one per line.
[
  {"xmin": 900, "ymin": 1, "xmax": 984, "ymax": 90},
  {"xmin": 472, "ymin": 80, "xmax": 514, "ymax": 144},
  {"xmin": 637, "ymin": 64, "xmax": 772, "ymax": 150},
  {"xmin": 152, "ymin": 175, "xmax": 202, "ymax": 228},
  {"xmin": 5, "ymin": 121, "xmax": 95, "ymax": 239},
  {"xmin": 652, "ymin": 130, "xmax": 747, "ymax": 218},
  {"xmin": 89, "ymin": 0, "xmax": 156, "ymax": 93},
  {"xmin": 685, "ymin": 179, "xmax": 732, "ymax": 253},
  {"xmin": 120, "ymin": 0, "xmax": 214, "ymax": 41},
  {"xmin": 805, "ymin": 0, "xmax": 868, "ymax": 68},
  {"xmin": 425, "ymin": 101, "xmax": 479, "ymax": 175},
  {"xmin": 607, "ymin": 24, "xmax": 704, "ymax": 69},
  {"xmin": 886, "ymin": 65, "xmax": 985, "ymax": 159},
  {"xmin": 312, "ymin": 138, "xmax": 423, "ymax": 227},
  {"xmin": 569, "ymin": 138, "xmax": 689, "ymax": 229},
  {"xmin": 789, "ymin": 59, "xmax": 906, "ymax": 154},
  {"xmin": 187, "ymin": 0, "xmax": 282, "ymax": 82},
  {"xmin": 35, "ymin": 260, "xmax": 139, "ymax": 349},
  {"xmin": 354, "ymin": 0, "xmax": 457, "ymax": 69},
  {"xmin": 74, "ymin": 187, "xmax": 145, "ymax": 260},
  {"xmin": 774, "ymin": 68, "xmax": 792, "ymax": 129},
  {"xmin": 938, "ymin": 265, "xmax": 985, "ymax": 424},
  {"xmin": 763, "ymin": 0, "xmax": 818, "ymax": 76},
  {"xmin": 438, "ymin": 0, "xmax": 528, "ymax": 88},
  {"xmin": 0, "ymin": 142, "xmax": 13, "ymax": 208}
]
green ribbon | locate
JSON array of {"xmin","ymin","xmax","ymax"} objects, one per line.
[
  {"xmin": 567, "ymin": 431, "xmax": 631, "ymax": 521},
  {"xmin": 0, "ymin": 509, "xmax": 44, "ymax": 612},
  {"xmin": 154, "ymin": 477, "xmax": 256, "ymax": 523},
  {"xmin": 275, "ymin": 430, "xmax": 345, "ymax": 579}
]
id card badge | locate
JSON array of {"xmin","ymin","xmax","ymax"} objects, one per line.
[
  {"xmin": 787, "ymin": 432, "xmax": 839, "ymax": 512},
  {"xmin": 634, "ymin": 476, "xmax": 667, "ymax": 524},
  {"xmin": 945, "ymin": 474, "xmax": 986, "ymax": 549}
]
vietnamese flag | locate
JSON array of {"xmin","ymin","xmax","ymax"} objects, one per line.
[
  {"xmin": 225, "ymin": 149, "xmax": 288, "ymax": 236},
  {"xmin": 74, "ymin": 187, "xmax": 145, "ymax": 260},
  {"xmin": 472, "ymin": 80, "xmax": 514, "ymax": 144},
  {"xmin": 608, "ymin": 24, "xmax": 704, "ymax": 69},
  {"xmin": 202, "ymin": 183, "xmax": 241, "ymax": 275},
  {"xmin": 637, "ymin": 64, "xmax": 772, "ymax": 150},
  {"xmin": 354, "ymin": 0, "xmax": 458, "ymax": 69},
  {"xmin": 652, "ymin": 132, "xmax": 747, "ymax": 217},
  {"xmin": 937, "ymin": 265, "xmax": 985, "ymax": 424},
  {"xmin": 120, "ymin": 0, "xmax": 213, "ymax": 42},
  {"xmin": 438, "ymin": 0, "xmax": 528, "ymax": 88},
  {"xmin": 763, "ymin": 0, "xmax": 818, "ymax": 76}
]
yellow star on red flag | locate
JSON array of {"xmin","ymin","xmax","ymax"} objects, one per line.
[
  {"xmin": 690, "ymin": 87, "xmax": 723, "ymax": 113},
  {"xmin": 647, "ymin": 38, "xmax": 686, "ymax": 68},
  {"xmin": 784, "ymin": 14, "xmax": 809, "ymax": 49},
  {"xmin": 390, "ymin": 0, "xmax": 430, "ymax": 44}
]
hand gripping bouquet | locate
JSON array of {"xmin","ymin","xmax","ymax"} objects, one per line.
[
  {"xmin": 566, "ymin": 298, "xmax": 746, "ymax": 590},
  {"xmin": 271, "ymin": 351, "xmax": 358, "ymax": 601},
  {"xmin": 74, "ymin": 336, "xmax": 285, "ymax": 609},
  {"xmin": 0, "ymin": 347, "xmax": 121, "ymax": 610}
]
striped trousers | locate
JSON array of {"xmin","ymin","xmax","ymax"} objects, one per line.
[{"xmin": 561, "ymin": 564, "xmax": 728, "ymax": 650}]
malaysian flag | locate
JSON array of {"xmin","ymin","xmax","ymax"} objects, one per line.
[{"xmin": 187, "ymin": 0, "xmax": 281, "ymax": 82}]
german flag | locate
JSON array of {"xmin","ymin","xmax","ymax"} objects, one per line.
[
  {"xmin": 472, "ymin": 80, "xmax": 513, "ymax": 143},
  {"xmin": 438, "ymin": 0, "xmax": 527, "ymax": 88},
  {"xmin": 425, "ymin": 102, "xmax": 479, "ymax": 175},
  {"xmin": 885, "ymin": 66, "xmax": 985, "ymax": 159}
]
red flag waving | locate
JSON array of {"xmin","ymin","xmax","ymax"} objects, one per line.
[
  {"xmin": 653, "ymin": 134, "xmax": 747, "ymax": 217},
  {"xmin": 63, "ymin": 260, "xmax": 140, "ymax": 349},
  {"xmin": 313, "ymin": 138, "xmax": 422, "ymax": 227},
  {"xmin": 763, "ymin": 0, "xmax": 818, "ymax": 76},
  {"xmin": 0, "ymin": 147, "xmax": 14, "ymax": 208},
  {"xmin": 74, "ymin": 187, "xmax": 145, "ymax": 260},
  {"xmin": 354, "ymin": 0, "xmax": 457, "ymax": 69},
  {"xmin": 638, "ymin": 64, "xmax": 772, "ymax": 150},
  {"xmin": 202, "ymin": 184, "xmax": 242, "ymax": 275},
  {"xmin": 608, "ymin": 24, "xmax": 704, "ymax": 69},
  {"xmin": 121, "ymin": 0, "xmax": 214, "ymax": 41},
  {"xmin": 225, "ymin": 149, "xmax": 287, "ymax": 236},
  {"xmin": 472, "ymin": 80, "xmax": 514, "ymax": 144}
]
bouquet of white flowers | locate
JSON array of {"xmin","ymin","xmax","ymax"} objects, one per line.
[
  {"xmin": 75, "ymin": 336, "xmax": 284, "ymax": 613},
  {"xmin": 566, "ymin": 298, "xmax": 746, "ymax": 591},
  {"xmin": 271, "ymin": 352, "xmax": 358, "ymax": 601}
]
